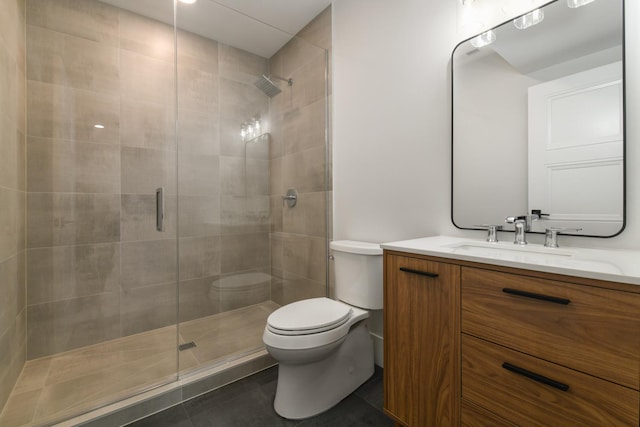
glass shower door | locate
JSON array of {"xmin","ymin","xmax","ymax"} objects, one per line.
[{"xmin": 14, "ymin": 0, "xmax": 180, "ymax": 424}]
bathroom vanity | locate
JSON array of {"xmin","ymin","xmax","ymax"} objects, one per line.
[
  {"xmin": 381, "ymin": 236, "xmax": 640, "ymax": 427},
  {"xmin": 432, "ymin": 0, "xmax": 633, "ymax": 423}
]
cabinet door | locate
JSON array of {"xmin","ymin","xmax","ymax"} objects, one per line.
[{"xmin": 384, "ymin": 254, "xmax": 460, "ymax": 427}]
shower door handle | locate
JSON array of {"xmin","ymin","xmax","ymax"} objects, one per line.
[{"xmin": 156, "ymin": 187, "xmax": 165, "ymax": 232}]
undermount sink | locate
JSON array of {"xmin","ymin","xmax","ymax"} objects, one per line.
[
  {"xmin": 444, "ymin": 240, "xmax": 625, "ymax": 274},
  {"xmin": 381, "ymin": 236, "xmax": 630, "ymax": 282},
  {"xmin": 446, "ymin": 241, "xmax": 574, "ymax": 260}
]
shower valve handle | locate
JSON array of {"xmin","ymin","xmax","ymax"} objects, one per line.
[{"xmin": 282, "ymin": 189, "xmax": 298, "ymax": 208}]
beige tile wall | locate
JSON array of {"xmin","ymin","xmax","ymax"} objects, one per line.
[
  {"xmin": 269, "ymin": 6, "xmax": 332, "ymax": 305},
  {"xmin": 0, "ymin": 0, "xmax": 26, "ymax": 411},
  {"xmin": 25, "ymin": 0, "xmax": 123, "ymax": 361},
  {"xmin": 23, "ymin": 0, "xmax": 330, "ymax": 369},
  {"xmin": 25, "ymin": 0, "xmax": 274, "ymax": 360}
]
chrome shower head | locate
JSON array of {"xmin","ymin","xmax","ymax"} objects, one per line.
[
  {"xmin": 254, "ymin": 75, "xmax": 293, "ymax": 98},
  {"xmin": 254, "ymin": 75, "xmax": 282, "ymax": 98}
]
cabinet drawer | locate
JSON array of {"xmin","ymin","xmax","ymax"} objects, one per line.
[
  {"xmin": 461, "ymin": 267, "xmax": 640, "ymax": 389},
  {"xmin": 462, "ymin": 334, "xmax": 639, "ymax": 426},
  {"xmin": 461, "ymin": 399, "xmax": 515, "ymax": 427}
]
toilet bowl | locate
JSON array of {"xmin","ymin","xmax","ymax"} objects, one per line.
[{"xmin": 262, "ymin": 240, "xmax": 383, "ymax": 420}]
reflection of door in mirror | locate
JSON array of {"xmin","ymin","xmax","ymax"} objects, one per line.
[{"xmin": 528, "ymin": 61, "xmax": 623, "ymax": 235}]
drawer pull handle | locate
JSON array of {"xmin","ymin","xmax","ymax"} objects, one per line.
[
  {"xmin": 399, "ymin": 267, "xmax": 439, "ymax": 278},
  {"xmin": 502, "ymin": 362, "xmax": 569, "ymax": 392},
  {"xmin": 502, "ymin": 288, "xmax": 570, "ymax": 305}
]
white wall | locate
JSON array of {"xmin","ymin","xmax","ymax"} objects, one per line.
[
  {"xmin": 333, "ymin": 0, "xmax": 457, "ymax": 244},
  {"xmin": 333, "ymin": 0, "xmax": 640, "ymax": 249}
]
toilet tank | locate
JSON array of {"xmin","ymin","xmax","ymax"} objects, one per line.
[{"xmin": 330, "ymin": 240, "xmax": 383, "ymax": 310}]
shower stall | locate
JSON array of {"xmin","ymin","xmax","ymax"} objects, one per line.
[{"xmin": 0, "ymin": 0, "xmax": 331, "ymax": 425}]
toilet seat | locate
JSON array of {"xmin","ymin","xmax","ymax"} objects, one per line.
[
  {"xmin": 263, "ymin": 298, "xmax": 369, "ymax": 351},
  {"xmin": 267, "ymin": 298, "xmax": 352, "ymax": 336}
]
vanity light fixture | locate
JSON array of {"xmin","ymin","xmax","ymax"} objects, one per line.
[
  {"xmin": 178, "ymin": 0, "xmax": 197, "ymax": 4},
  {"xmin": 240, "ymin": 116, "xmax": 262, "ymax": 142},
  {"xmin": 567, "ymin": 0, "xmax": 596, "ymax": 7},
  {"xmin": 240, "ymin": 123, "xmax": 248, "ymax": 141},
  {"xmin": 513, "ymin": 9, "xmax": 544, "ymax": 29},
  {"xmin": 470, "ymin": 30, "xmax": 496, "ymax": 48}
]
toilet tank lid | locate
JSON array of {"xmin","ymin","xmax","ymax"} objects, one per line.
[{"xmin": 330, "ymin": 240, "xmax": 382, "ymax": 255}]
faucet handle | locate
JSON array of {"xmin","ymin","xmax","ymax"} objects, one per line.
[
  {"xmin": 544, "ymin": 227, "xmax": 583, "ymax": 248},
  {"xmin": 474, "ymin": 224, "xmax": 503, "ymax": 243}
]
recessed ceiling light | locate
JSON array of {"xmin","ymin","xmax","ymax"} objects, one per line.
[{"xmin": 94, "ymin": 124, "xmax": 105, "ymax": 129}]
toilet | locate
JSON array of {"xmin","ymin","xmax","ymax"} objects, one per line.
[{"xmin": 262, "ymin": 240, "xmax": 383, "ymax": 419}]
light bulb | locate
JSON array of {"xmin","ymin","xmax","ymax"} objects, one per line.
[
  {"xmin": 513, "ymin": 9, "xmax": 544, "ymax": 30},
  {"xmin": 567, "ymin": 0, "xmax": 596, "ymax": 8},
  {"xmin": 470, "ymin": 30, "xmax": 496, "ymax": 48},
  {"xmin": 241, "ymin": 123, "xmax": 248, "ymax": 141}
]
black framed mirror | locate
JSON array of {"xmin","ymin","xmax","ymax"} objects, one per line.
[{"xmin": 451, "ymin": 0, "xmax": 625, "ymax": 237}]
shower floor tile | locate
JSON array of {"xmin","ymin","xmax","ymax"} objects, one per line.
[{"xmin": 0, "ymin": 302, "xmax": 278, "ymax": 427}]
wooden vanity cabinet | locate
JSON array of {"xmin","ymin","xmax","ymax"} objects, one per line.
[
  {"xmin": 461, "ymin": 267, "xmax": 640, "ymax": 389},
  {"xmin": 383, "ymin": 253, "xmax": 460, "ymax": 427},
  {"xmin": 383, "ymin": 249, "xmax": 640, "ymax": 427},
  {"xmin": 460, "ymin": 266, "xmax": 640, "ymax": 426}
]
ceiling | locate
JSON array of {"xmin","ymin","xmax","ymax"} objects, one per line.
[
  {"xmin": 455, "ymin": 0, "xmax": 622, "ymax": 81},
  {"xmin": 491, "ymin": 0, "xmax": 622, "ymax": 78},
  {"xmin": 99, "ymin": 0, "xmax": 332, "ymax": 58}
]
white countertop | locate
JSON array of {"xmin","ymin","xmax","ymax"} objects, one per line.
[{"xmin": 381, "ymin": 236, "xmax": 640, "ymax": 286}]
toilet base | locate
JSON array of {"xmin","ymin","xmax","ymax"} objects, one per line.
[{"xmin": 272, "ymin": 322, "xmax": 374, "ymax": 420}]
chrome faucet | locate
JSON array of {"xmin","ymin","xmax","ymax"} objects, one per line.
[
  {"xmin": 504, "ymin": 211, "xmax": 547, "ymax": 245},
  {"xmin": 505, "ymin": 216, "xmax": 528, "ymax": 245}
]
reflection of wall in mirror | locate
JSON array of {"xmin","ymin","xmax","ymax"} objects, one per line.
[{"xmin": 453, "ymin": 49, "xmax": 539, "ymax": 228}]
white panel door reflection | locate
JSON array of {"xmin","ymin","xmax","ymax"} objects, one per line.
[{"xmin": 528, "ymin": 61, "xmax": 623, "ymax": 236}]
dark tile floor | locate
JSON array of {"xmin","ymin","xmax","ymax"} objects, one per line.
[{"xmin": 128, "ymin": 366, "xmax": 393, "ymax": 427}]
